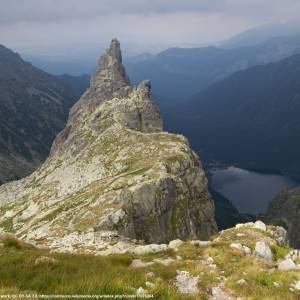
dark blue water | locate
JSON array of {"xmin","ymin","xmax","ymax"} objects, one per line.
[{"xmin": 210, "ymin": 166, "xmax": 298, "ymax": 214}]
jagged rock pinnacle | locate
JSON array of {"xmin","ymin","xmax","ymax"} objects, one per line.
[
  {"xmin": 0, "ymin": 38, "xmax": 217, "ymax": 249},
  {"xmin": 90, "ymin": 38, "xmax": 132, "ymax": 102},
  {"xmin": 67, "ymin": 39, "xmax": 133, "ymax": 119}
]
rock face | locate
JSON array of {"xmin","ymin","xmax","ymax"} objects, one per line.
[
  {"xmin": 0, "ymin": 39, "xmax": 217, "ymax": 251},
  {"xmin": 264, "ymin": 188, "xmax": 300, "ymax": 248},
  {"xmin": 0, "ymin": 45, "xmax": 76, "ymax": 184}
]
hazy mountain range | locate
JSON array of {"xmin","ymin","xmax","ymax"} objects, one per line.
[
  {"xmin": 222, "ymin": 22, "xmax": 300, "ymax": 48},
  {"xmin": 56, "ymin": 32, "xmax": 300, "ymax": 105},
  {"xmin": 125, "ymin": 33, "xmax": 300, "ymax": 101}
]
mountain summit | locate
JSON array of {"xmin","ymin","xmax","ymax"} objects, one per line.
[
  {"xmin": 0, "ymin": 40, "xmax": 216, "ymax": 253},
  {"xmin": 76, "ymin": 39, "xmax": 132, "ymax": 114}
]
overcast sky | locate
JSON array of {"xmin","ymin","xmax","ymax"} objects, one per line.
[{"xmin": 1, "ymin": 0, "xmax": 300, "ymax": 57}]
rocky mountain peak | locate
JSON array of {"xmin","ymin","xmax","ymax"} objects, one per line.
[
  {"xmin": 0, "ymin": 39, "xmax": 217, "ymax": 251},
  {"xmin": 0, "ymin": 44, "xmax": 20, "ymax": 60},
  {"xmin": 89, "ymin": 38, "xmax": 131, "ymax": 105}
]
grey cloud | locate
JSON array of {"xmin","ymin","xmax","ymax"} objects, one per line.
[
  {"xmin": 0, "ymin": 0, "xmax": 300, "ymax": 57},
  {"xmin": 0, "ymin": 0, "xmax": 299, "ymax": 27},
  {"xmin": 3, "ymin": 0, "xmax": 297, "ymax": 25},
  {"xmin": 0, "ymin": 0, "xmax": 224, "ymax": 25}
]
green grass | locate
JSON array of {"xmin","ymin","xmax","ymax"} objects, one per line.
[
  {"xmin": 1, "ymin": 226, "xmax": 300, "ymax": 300},
  {"xmin": 0, "ymin": 248, "xmax": 144, "ymax": 296},
  {"xmin": 0, "ymin": 245, "xmax": 199, "ymax": 300}
]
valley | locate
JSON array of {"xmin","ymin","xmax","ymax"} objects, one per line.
[{"xmin": 210, "ymin": 166, "xmax": 298, "ymax": 215}]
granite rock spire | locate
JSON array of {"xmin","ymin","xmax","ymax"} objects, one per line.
[{"xmin": 0, "ymin": 40, "xmax": 217, "ymax": 252}]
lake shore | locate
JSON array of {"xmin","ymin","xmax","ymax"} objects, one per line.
[{"xmin": 209, "ymin": 166, "xmax": 299, "ymax": 215}]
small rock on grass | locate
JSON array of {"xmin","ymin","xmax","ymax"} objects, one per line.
[
  {"xmin": 146, "ymin": 271, "xmax": 155, "ymax": 277},
  {"xmin": 230, "ymin": 243, "xmax": 251, "ymax": 256},
  {"xmin": 136, "ymin": 287, "xmax": 147, "ymax": 296},
  {"xmin": 130, "ymin": 259, "xmax": 154, "ymax": 268},
  {"xmin": 278, "ymin": 258, "xmax": 297, "ymax": 271},
  {"xmin": 291, "ymin": 281, "xmax": 300, "ymax": 291},
  {"xmin": 190, "ymin": 240, "xmax": 212, "ymax": 247},
  {"xmin": 209, "ymin": 286, "xmax": 244, "ymax": 300},
  {"xmin": 145, "ymin": 281, "xmax": 155, "ymax": 288},
  {"xmin": 153, "ymin": 257, "xmax": 174, "ymax": 266},
  {"xmin": 35, "ymin": 256, "xmax": 58, "ymax": 265},
  {"xmin": 236, "ymin": 279, "xmax": 247, "ymax": 286},
  {"xmin": 174, "ymin": 270, "xmax": 199, "ymax": 295},
  {"xmin": 130, "ymin": 244, "xmax": 168, "ymax": 255}
]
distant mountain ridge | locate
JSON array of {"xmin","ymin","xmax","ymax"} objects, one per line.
[
  {"xmin": 23, "ymin": 32, "xmax": 300, "ymax": 105},
  {"xmin": 165, "ymin": 54, "xmax": 300, "ymax": 179},
  {"xmin": 222, "ymin": 22, "xmax": 300, "ymax": 48},
  {"xmin": 0, "ymin": 45, "xmax": 77, "ymax": 183},
  {"xmin": 125, "ymin": 33, "xmax": 300, "ymax": 101}
]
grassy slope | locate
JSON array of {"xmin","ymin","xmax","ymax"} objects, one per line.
[{"xmin": 0, "ymin": 226, "xmax": 300, "ymax": 300}]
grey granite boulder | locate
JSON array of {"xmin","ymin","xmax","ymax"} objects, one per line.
[
  {"xmin": 174, "ymin": 270, "xmax": 199, "ymax": 295},
  {"xmin": 254, "ymin": 241, "xmax": 274, "ymax": 260},
  {"xmin": 278, "ymin": 258, "xmax": 297, "ymax": 271}
]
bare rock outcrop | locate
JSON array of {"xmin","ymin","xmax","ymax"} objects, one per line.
[
  {"xmin": 0, "ymin": 39, "xmax": 217, "ymax": 252},
  {"xmin": 263, "ymin": 188, "xmax": 300, "ymax": 248}
]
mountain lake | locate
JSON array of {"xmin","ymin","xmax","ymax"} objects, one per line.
[{"xmin": 210, "ymin": 166, "xmax": 299, "ymax": 215}]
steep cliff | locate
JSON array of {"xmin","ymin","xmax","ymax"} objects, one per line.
[
  {"xmin": 0, "ymin": 45, "xmax": 76, "ymax": 184},
  {"xmin": 264, "ymin": 188, "xmax": 300, "ymax": 248},
  {"xmin": 0, "ymin": 40, "xmax": 217, "ymax": 252}
]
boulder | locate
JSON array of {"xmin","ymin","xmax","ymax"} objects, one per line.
[
  {"xmin": 291, "ymin": 281, "xmax": 300, "ymax": 291},
  {"xmin": 190, "ymin": 240, "xmax": 212, "ymax": 247},
  {"xmin": 285, "ymin": 249, "xmax": 300, "ymax": 261},
  {"xmin": 130, "ymin": 259, "xmax": 154, "ymax": 268},
  {"xmin": 174, "ymin": 270, "xmax": 199, "ymax": 295},
  {"xmin": 130, "ymin": 244, "xmax": 168, "ymax": 255},
  {"xmin": 278, "ymin": 258, "xmax": 297, "ymax": 271},
  {"xmin": 254, "ymin": 241, "xmax": 273, "ymax": 260},
  {"xmin": 253, "ymin": 220, "xmax": 267, "ymax": 231},
  {"xmin": 273, "ymin": 226, "xmax": 288, "ymax": 246},
  {"xmin": 168, "ymin": 239, "xmax": 184, "ymax": 250},
  {"xmin": 97, "ymin": 241, "xmax": 133, "ymax": 255},
  {"xmin": 230, "ymin": 243, "xmax": 251, "ymax": 256}
]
